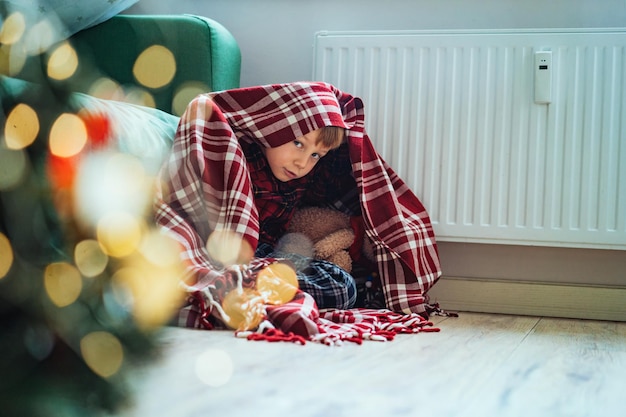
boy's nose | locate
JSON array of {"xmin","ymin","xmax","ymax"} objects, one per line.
[{"xmin": 293, "ymin": 156, "xmax": 306, "ymax": 169}]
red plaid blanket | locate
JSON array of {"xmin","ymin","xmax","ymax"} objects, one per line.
[{"xmin": 154, "ymin": 82, "xmax": 442, "ymax": 344}]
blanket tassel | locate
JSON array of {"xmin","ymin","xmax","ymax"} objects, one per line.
[{"xmin": 246, "ymin": 328, "xmax": 307, "ymax": 345}]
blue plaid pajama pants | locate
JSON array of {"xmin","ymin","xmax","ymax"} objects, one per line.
[{"xmin": 255, "ymin": 243, "xmax": 357, "ymax": 310}]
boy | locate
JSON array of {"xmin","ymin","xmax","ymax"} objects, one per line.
[
  {"xmin": 155, "ymin": 82, "xmax": 441, "ymax": 332},
  {"xmin": 246, "ymin": 124, "xmax": 358, "ymax": 311}
]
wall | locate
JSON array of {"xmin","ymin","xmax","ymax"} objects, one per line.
[
  {"xmin": 127, "ymin": 0, "xmax": 626, "ymax": 87},
  {"xmin": 126, "ymin": 0, "xmax": 626, "ymax": 315}
]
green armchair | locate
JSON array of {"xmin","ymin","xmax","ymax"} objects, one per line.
[
  {"xmin": 69, "ymin": 14, "xmax": 242, "ymax": 114},
  {"xmin": 10, "ymin": 14, "xmax": 242, "ymax": 115},
  {"xmin": 0, "ymin": 13, "xmax": 242, "ymax": 261}
]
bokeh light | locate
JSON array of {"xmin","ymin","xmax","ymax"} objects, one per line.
[
  {"xmin": 0, "ymin": 11, "xmax": 31, "ymax": 75},
  {"xmin": 206, "ymin": 229, "xmax": 252, "ymax": 267},
  {"xmin": 87, "ymin": 77, "xmax": 126, "ymax": 101},
  {"xmin": 133, "ymin": 45, "xmax": 176, "ymax": 89},
  {"xmin": 74, "ymin": 239, "xmax": 108, "ymax": 277},
  {"xmin": 44, "ymin": 262, "xmax": 82, "ymax": 307},
  {"xmin": 96, "ymin": 212, "xmax": 143, "ymax": 258},
  {"xmin": 0, "ymin": 42, "xmax": 28, "ymax": 75},
  {"xmin": 47, "ymin": 41, "xmax": 78, "ymax": 80},
  {"xmin": 80, "ymin": 331, "xmax": 124, "ymax": 378},
  {"xmin": 0, "ymin": 12, "xmax": 26, "ymax": 45},
  {"xmin": 0, "ymin": 232, "xmax": 14, "ymax": 279},
  {"xmin": 23, "ymin": 325, "xmax": 55, "ymax": 361},
  {"xmin": 85, "ymin": 78, "xmax": 156, "ymax": 109},
  {"xmin": 111, "ymin": 230, "xmax": 185, "ymax": 330},
  {"xmin": 139, "ymin": 228, "xmax": 182, "ymax": 268},
  {"xmin": 0, "ymin": 147, "xmax": 28, "ymax": 190},
  {"xmin": 49, "ymin": 113, "xmax": 88, "ymax": 158},
  {"xmin": 5, "ymin": 103, "xmax": 40, "ymax": 150},
  {"xmin": 195, "ymin": 349, "xmax": 234, "ymax": 387},
  {"xmin": 79, "ymin": 111, "xmax": 111, "ymax": 149},
  {"xmin": 0, "ymin": 7, "xmax": 180, "ymax": 415},
  {"xmin": 172, "ymin": 81, "xmax": 210, "ymax": 116},
  {"xmin": 73, "ymin": 152, "xmax": 153, "ymax": 230},
  {"xmin": 123, "ymin": 86, "xmax": 156, "ymax": 109},
  {"xmin": 256, "ymin": 263, "xmax": 299, "ymax": 305},
  {"xmin": 221, "ymin": 287, "xmax": 265, "ymax": 331}
]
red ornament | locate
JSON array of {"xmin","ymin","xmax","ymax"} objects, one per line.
[
  {"xmin": 46, "ymin": 152, "xmax": 79, "ymax": 190},
  {"xmin": 79, "ymin": 111, "xmax": 111, "ymax": 149}
]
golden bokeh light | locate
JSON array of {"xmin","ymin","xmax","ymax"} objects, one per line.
[
  {"xmin": 44, "ymin": 262, "xmax": 83, "ymax": 307},
  {"xmin": 133, "ymin": 45, "xmax": 176, "ymax": 89},
  {"xmin": 80, "ymin": 331, "xmax": 124, "ymax": 378},
  {"xmin": 0, "ymin": 42, "xmax": 27, "ymax": 76},
  {"xmin": 5, "ymin": 103, "xmax": 40, "ymax": 150},
  {"xmin": 74, "ymin": 239, "xmax": 109, "ymax": 277},
  {"xmin": 87, "ymin": 77, "xmax": 126, "ymax": 101},
  {"xmin": 256, "ymin": 262, "xmax": 299, "ymax": 305},
  {"xmin": 221, "ymin": 288, "xmax": 265, "ymax": 331},
  {"xmin": 139, "ymin": 229, "xmax": 182, "ymax": 268},
  {"xmin": 49, "ymin": 113, "xmax": 88, "ymax": 158},
  {"xmin": 0, "ymin": 232, "xmax": 14, "ymax": 279},
  {"xmin": 0, "ymin": 147, "xmax": 28, "ymax": 191},
  {"xmin": 206, "ymin": 229, "xmax": 252, "ymax": 267},
  {"xmin": 112, "ymin": 230, "xmax": 185, "ymax": 330},
  {"xmin": 96, "ymin": 212, "xmax": 143, "ymax": 258},
  {"xmin": 0, "ymin": 12, "xmax": 26, "ymax": 45},
  {"xmin": 195, "ymin": 349, "xmax": 234, "ymax": 387},
  {"xmin": 47, "ymin": 41, "xmax": 78, "ymax": 80},
  {"xmin": 124, "ymin": 87, "xmax": 156, "ymax": 109},
  {"xmin": 172, "ymin": 82, "xmax": 209, "ymax": 116}
]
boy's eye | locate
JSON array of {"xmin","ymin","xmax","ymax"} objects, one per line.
[
  {"xmin": 311, "ymin": 153, "xmax": 321, "ymax": 160},
  {"xmin": 293, "ymin": 140, "xmax": 303, "ymax": 148}
]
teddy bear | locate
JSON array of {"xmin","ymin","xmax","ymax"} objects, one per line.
[{"xmin": 275, "ymin": 206, "xmax": 375, "ymax": 274}]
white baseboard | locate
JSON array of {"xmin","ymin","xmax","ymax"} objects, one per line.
[{"xmin": 427, "ymin": 276, "xmax": 626, "ymax": 322}]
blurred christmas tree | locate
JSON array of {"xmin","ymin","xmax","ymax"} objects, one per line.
[{"xmin": 0, "ymin": 5, "xmax": 184, "ymax": 417}]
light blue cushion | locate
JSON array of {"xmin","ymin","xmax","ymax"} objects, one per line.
[
  {"xmin": 70, "ymin": 92, "xmax": 179, "ymax": 174},
  {"xmin": 1, "ymin": 0, "xmax": 138, "ymax": 40},
  {"xmin": 1, "ymin": 75, "xmax": 178, "ymax": 175}
]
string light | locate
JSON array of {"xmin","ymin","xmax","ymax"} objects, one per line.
[
  {"xmin": 0, "ymin": 12, "xmax": 26, "ymax": 45},
  {"xmin": 47, "ymin": 41, "xmax": 79, "ymax": 80},
  {"xmin": 96, "ymin": 213, "xmax": 143, "ymax": 258},
  {"xmin": 0, "ymin": 232, "xmax": 13, "ymax": 279},
  {"xmin": 111, "ymin": 230, "xmax": 185, "ymax": 330},
  {"xmin": 49, "ymin": 113, "xmax": 88, "ymax": 158},
  {"xmin": 0, "ymin": 8, "xmax": 185, "ymax": 416},
  {"xmin": 133, "ymin": 44, "xmax": 176, "ymax": 89},
  {"xmin": 74, "ymin": 239, "xmax": 109, "ymax": 278},
  {"xmin": 43, "ymin": 262, "xmax": 82, "ymax": 307},
  {"xmin": 195, "ymin": 349, "xmax": 234, "ymax": 387},
  {"xmin": 80, "ymin": 331, "xmax": 124, "ymax": 378},
  {"xmin": 172, "ymin": 81, "xmax": 210, "ymax": 116},
  {"xmin": 5, "ymin": 103, "xmax": 39, "ymax": 150}
]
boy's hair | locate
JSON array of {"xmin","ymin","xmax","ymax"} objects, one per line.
[{"xmin": 317, "ymin": 126, "xmax": 345, "ymax": 149}]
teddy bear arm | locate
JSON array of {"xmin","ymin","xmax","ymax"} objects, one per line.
[
  {"xmin": 314, "ymin": 229, "xmax": 355, "ymax": 259},
  {"xmin": 328, "ymin": 251, "xmax": 353, "ymax": 274}
]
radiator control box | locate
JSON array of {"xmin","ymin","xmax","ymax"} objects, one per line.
[{"xmin": 534, "ymin": 50, "xmax": 552, "ymax": 104}]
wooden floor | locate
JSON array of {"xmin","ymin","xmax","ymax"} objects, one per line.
[{"xmin": 115, "ymin": 312, "xmax": 626, "ymax": 417}]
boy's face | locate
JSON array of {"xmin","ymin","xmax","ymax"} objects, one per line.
[{"xmin": 263, "ymin": 128, "xmax": 330, "ymax": 182}]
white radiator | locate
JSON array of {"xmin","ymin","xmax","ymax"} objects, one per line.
[{"xmin": 313, "ymin": 29, "xmax": 626, "ymax": 250}]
